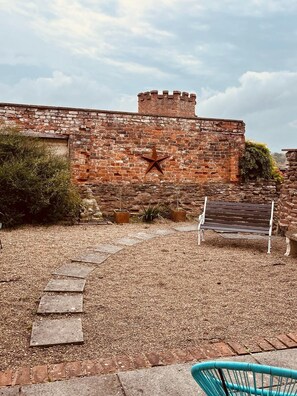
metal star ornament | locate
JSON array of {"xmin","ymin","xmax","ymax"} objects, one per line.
[{"xmin": 141, "ymin": 146, "xmax": 170, "ymax": 174}]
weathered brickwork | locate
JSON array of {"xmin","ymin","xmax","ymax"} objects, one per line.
[
  {"xmin": 0, "ymin": 99, "xmax": 280, "ymax": 216},
  {"xmin": 278, "ymin": 149, "xmax": 297, "ymax": 230},
  {"xmin": 89, "ymin": 180, "xmax": 280, "ymax": 217},
  {"xmin": 138, "ymin": 90, "xmax": 196, "ymax": 117},
  {"xmin": 0, "ymin": 102, "xmax": 244, "ymax": 183}
]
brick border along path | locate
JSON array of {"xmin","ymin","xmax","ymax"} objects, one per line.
[
  {"xmin": 1, "ymin": 332, "xmax": 297, "ymax": 387},
  {"xmin": 1, "ymin": 224, "xmax": 297, "ymax": 388}
]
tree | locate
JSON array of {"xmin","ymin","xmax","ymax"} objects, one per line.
[
  {"xmin": 239, "ymin": 140, "xmax": 283, "ymax": 182},
  {"xmin": 0, "ymin": 126, "xmax": 81, "ymax": 227}
]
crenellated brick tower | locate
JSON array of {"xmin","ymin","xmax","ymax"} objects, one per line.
[{"xmin": 138, "ymin": 90, "xmax": 197, "ymax": 118}]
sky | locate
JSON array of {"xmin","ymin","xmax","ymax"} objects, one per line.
[{"xmin": 0, "ymin": 0, "xmax": 296, "ymax": 152}]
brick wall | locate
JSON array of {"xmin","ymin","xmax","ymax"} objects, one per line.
[
  {"xmin": 0, "ymin": 103, "xmax": 245, "ymax": 185},
  {"xmin": 138, "ymin": 90, "xmax": 196, "ymax": 117},
  {"xmin": 278, "ymin": 149, "xmax": 297, "ymax": 231},
  {"xmin": 0, "ymin": 101, "xmax": 280, "ymax": 217}
]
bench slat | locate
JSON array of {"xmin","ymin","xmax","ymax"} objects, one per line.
[
  {"xmin": 204, "ymin": 220, "xmax": 270, "ymax": 229},
  {"xmin": 205, "ymin": 211, "xmax": 270, "ymax": 221},
  {"xmin": 201, "ymin": 223, "xmax": 269, "ymax": 234},
  {"xmin": 206, "ymin": 201, "xmax": 271, "ymax": 210}
]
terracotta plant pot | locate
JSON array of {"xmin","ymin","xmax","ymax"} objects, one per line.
[
  {"xmin": 114, "ymin": 210, "xmax": 130, "ymax": 224},
  {"xmin": 170, "ymin": 209, "xmax": 186, "ymax": 222}
]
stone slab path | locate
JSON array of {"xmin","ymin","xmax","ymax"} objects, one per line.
[
  {"xmin": 150, "ymin": 229, "xmax": 175, "ymax": 236},
  {"xmin": 30, "ymin": 223, "xmax": 198, "ymax": 348},
  {"xmin": 44, "ymin": 279, "xmax": 86, "ymax": 292},
  {"xmin": 53, "ymin": 263, "xmax": 95, "ymax": 278},
  {"xmin": 173, "ymin": 224, "xmax": 197, "ymax": 232},
  {"xmin": 30, "ymin": 318, "xmax": 83, "ymax": 347},
  {"xmin": 72, "ymin": 252, "xmax": 109, "ymax": 265},
  {"xmin": 37, "ymin": 295, "xmax": 83, "ymax": 314},
  {"xmin": 93, "ymin": 244, "xmax": 124, "ymax": 254},
  {"xmin": 128, "ymin": 232, "xmax": 157, "ymax": 240},
  {"xmin": 113, "ymin": 237, "xmax": 143, "ymax": 246}
]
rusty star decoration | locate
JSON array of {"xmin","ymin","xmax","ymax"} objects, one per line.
[{"xmin": 141, "ymin": 146, "xmax": 170, "ymax": 174}]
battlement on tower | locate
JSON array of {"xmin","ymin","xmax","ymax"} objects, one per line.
[{"xmin": 138, "ymin": 90, "xmax": 197, "ymax": 118}]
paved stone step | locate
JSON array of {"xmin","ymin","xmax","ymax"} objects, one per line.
[
  {"xmin": 151, "ymin": 229, "xmax": 176, "ymax": 236},
  {"xmin": 44, "ymin": 279, "xmax": 86, "ymax": 292},
  {"xmin": 30, "ymin": 318, "xmax": 84, "ymax": 347},
  {"xmin": 173, "ymin": 225, "xmax": 197, "ymax": 232},
  {"xmin": 72, "ymin": 252, "xmax": 109, "ymax": 265},
  {"xmin": 93, "ymin": 244, "xmax": 124, "ymax": 254},
  {"xmin": 53, "ymin": 263, "xmax": 95, "ymax": 279},
  {"xmin": 113, "ymin": 237, "xmax": 142, "ymax": 246},
  {"xmin": 37, "ymin": 294, "xmax": 83, "ymax": 314},
  {"xmin": 128, "ymin": 232, "xmax": 157, "ymax": 240}
]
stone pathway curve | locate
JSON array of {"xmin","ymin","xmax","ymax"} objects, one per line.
[{"xmin": 30, "ymin": 224, "xmax": 197, "ymax": 347}]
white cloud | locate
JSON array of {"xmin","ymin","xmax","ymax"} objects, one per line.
[
  {"xmin": 1, "ymin": 0, "xmax": 175, "ymax": 60},
  {"xmin": 188, "ymin": 0, "xmax": 297, "ymax": 16},
  {"xmin": 199, "ymin": 71, "xmax": 297, "ymax": 151},
  {"xmin": 288, "ymin": 120, "xmax": 297, "ymax": 129},
  {"xmin": 200, "ymin": 71, "xmax": 297, "ymax": 118},
  {"xmin": 0, "ymin": 71, "xmax": 135, "ymax": 110}
]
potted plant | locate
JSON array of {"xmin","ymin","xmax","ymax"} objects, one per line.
[
  {"xmin": 170, "ymin": 186, "xmax": 186, "ymax": 222},
  {"xmin": 114, "ymin": 186, "xmax": 130, "ymax": 224}
]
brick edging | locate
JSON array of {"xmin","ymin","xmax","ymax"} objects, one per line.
[{"xmin": 1, "ymin": 331, "xmax": 297, "ymax": 388}]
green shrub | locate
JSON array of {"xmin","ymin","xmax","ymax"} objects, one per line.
[
  {"xmin": 0, "ymin": 126, "xmax": 81, "ymax": 227},
  {"xmin": 140, "ymin": 205, "xmax": 160, "ymax": 223},
  {"xmin": 240, "ymin": 140, "xmax": 283, "ymax": 182}
]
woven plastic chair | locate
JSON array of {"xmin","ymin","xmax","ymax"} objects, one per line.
[{"xmin": 191, "ymin": 361, "xmax": 297, "ymax": 395}]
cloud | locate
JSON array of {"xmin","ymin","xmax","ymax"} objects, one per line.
[
  {"xmin": 187, "ymin": 0, "xmax": 297, "ymax": 16},
  {"xmin": 0, "ymin": 70, "xmax": 137, "ymax": 111},
  {"xmin": 288, "ymin": 120, "xmax": 297, "ymax": 129},
  {"xmin": 2, "ymin": 0, "xmax": 175, "ymax": 56},
  {"xmin": 199, "ymin": 71, "xmax": 297, "ymax": 151},
  {"xmin": 199, "ymin": 71, "xmax": 297, "ymax": 118}
]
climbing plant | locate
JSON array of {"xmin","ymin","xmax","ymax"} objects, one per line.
[{"xmin": 239, "ymin": 140, "xmax": 283, "ymax": 182}]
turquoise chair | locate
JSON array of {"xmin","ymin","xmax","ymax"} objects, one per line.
[{"xmin": 191, "ymin": 361, "xmax": 297, "ymax": 395}]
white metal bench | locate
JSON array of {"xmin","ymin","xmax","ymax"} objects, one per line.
[{"xmin": 198, "ymin": 197, "xmax": 274, "ymax": 253}]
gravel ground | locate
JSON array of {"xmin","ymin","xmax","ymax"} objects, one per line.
[{"xmin": 0, "ymin": 222, "xmax": 296, "ymax": 370}]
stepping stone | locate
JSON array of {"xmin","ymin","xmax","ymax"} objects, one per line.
[
  {"xmin": 30, "ymin": 318, "xmax": 83, "ymax": 347},
  {"xmin": 113, "ymin": 237, "xmax": 142, "ymax": 246},
  {"xmin": 128, "ymin": 232, "xmax": 157, "ymax": 240},
  {"xmin": 173, "ymin": 224, "xmax": 197, "ymax": 232},
  {"xmin": 37, "ymin": 294, "xmax": 83, "ymax": 314},
  {"xmin": 151, "ymin": 229, "xmax": 176, "ymax": 236},
  {"xmin": 93, "ymin": 244, "xmax": 124, "ymax": 254},
  {"xmin": 44, "ymin": 278, "xmax": 86, "ymax": 292},
  {"xmin": 53, "ymin": 263, "xmax": 95, "ymax": 279},
  {"xmin": 72, "ymin": 252, "xmax": 109, "ymax": 265}
]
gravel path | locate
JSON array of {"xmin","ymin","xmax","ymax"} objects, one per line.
[{"xmin": 0, "ymin": 222, "xmax": 296, "ymax": 370}]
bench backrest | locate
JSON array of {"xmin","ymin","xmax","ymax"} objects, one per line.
[{"xmin": 204, "ymin": 200, "xmax": 272, "ymax": 231}]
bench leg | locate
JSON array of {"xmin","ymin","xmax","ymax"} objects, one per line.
[
  {"xmin": 285, "ymin": 237, "xmax": 297, "ymax": 257},
  {"xmin": 198, "ymin": 230, "xmax": 205, "ymax": 246},
  {"xmin": 267, "ymin": 236, "xmax": 271, "ymax": 254},
  {"xmin": 285, "ymin": 237, "xmax": 290, "ymax": 256}
]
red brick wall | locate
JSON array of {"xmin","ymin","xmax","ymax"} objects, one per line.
[
  {"xmin": 138, "ymin": 90, "xmax": 196, "ymax": 117},
  {"xmin": 0, "ymin": 102, "xmax": 281, "ymax": 217},
  {"xmin": 0, "ymin": 103, "xmax": 245, "ymax": 186}
]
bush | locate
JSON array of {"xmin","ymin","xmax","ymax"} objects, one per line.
[
  {"xmin": 140, "ymin": 205, "xmax": 160, "ymax": 223},
  {"xmin": 240, "ymin": 140, "xmax": 283, "ymax": 183},
  {"xmin": 0, "ymin": 126, "xmax": 81, "ymax": 227}
]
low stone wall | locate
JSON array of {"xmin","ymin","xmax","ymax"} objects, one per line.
[
  {"xmin": 82, "ymin": 181, "xmax": 281, "ymax": 219},
  {"xmin": 278, "ymin": 149, "xmax": 297, "ymax": 231}
]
